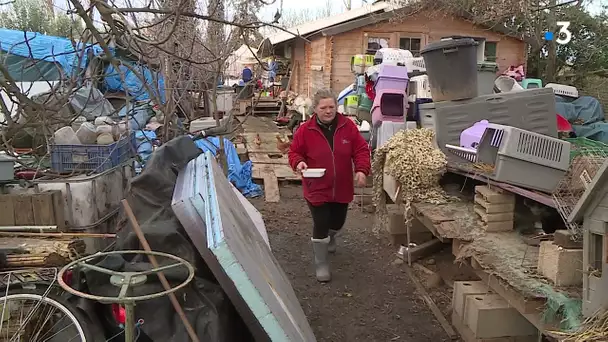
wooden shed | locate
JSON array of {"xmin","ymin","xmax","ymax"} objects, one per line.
[
  {"xmin": 266, "ymin": 0, "xmax": 527, "ymax": 97},
  {"xmin": 568, "ymin": 158, "xmax": 608, "ymax": 317}
]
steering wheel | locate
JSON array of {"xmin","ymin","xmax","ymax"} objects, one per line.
[{"xmin": 57, "ymin": 250, "xmax": 195, "ymax": 303}]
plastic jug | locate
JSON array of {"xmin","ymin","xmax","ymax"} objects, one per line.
[
  {"xmin": 76, "ymin": 122, "xmax": 97, "ymax": 144},
  {"xmin": 54, "ymin": 126, "xmax": 81, "ymax": 145}
]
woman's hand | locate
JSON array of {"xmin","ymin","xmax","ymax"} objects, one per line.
[
  {"xmin": 296, "ymin": 161, "xmax": 308, "ymax": 174},
  {"xmin": 354, "ymin": 172, "xmax": 366, "ymax": 187}
]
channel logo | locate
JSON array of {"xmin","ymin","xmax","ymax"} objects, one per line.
[{"xmin": 545, "ymin": 21, "xmax": 572, "ymax": 45}]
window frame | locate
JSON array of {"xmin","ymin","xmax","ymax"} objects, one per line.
[
  {"xmin": 362, "ymin": 33, "xmax": 392, "ymax": 54},
  {"xmin": 484, "ymin": 41, "xmax": 498, "ymax": 62}
]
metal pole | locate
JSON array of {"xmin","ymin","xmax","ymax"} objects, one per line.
[{"xmin": 124, "ymin": 302, "xmax": 136, "ymax": 342}]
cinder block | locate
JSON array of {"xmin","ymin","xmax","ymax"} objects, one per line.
[
  {"xmin": 452, "ymin": 281, "xmax": 491, "ymax": 320},
  {"xmin": 553, "ymin": 230, "xmax": 582, "ymax": 249},
  {"xmin": 452, "ymin": 311, "xmax": 538, "ymax": 342},
  {"xmin": 465, "ymin": 294, "xmax": 538, "ymax": 339},
  {"xmin": 480, "ymin": 220, "xmax": 514, "ymax": 232},
  {"xmin": 474, "ymin": 205, "xmax": 514, "ymax": 223},
  {"xmin": 475, "ymin": 186, "xmax": 515, "ymax": 204},
  {"xmin": 538, "ymin": 241, "xmax": 583, "ymax": 286},
  {"xmin": 475, "ymin": 195, "xmax": 516, "ymax": 214}
]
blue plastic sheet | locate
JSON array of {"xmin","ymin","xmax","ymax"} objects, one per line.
[
  {"xmin": 556, "ymin": 96, "xmax": 608, "ymax": 143},
  {"xmin": 556, "ymin": 96, "xmax": 604, "ymax": 125},
  {"xmin": 0, "ymin": 28, "xmax": 105, "ymax": 76},
  {"xmin": 104, "ymin": 63, "xmax": 166, "ymax": 102},
  {"xmin": 0, "ymin": 28, "xmax": 165, "ymax": 103},
  {"xmin": 192, "ymin": 136, "xmax": 262, "ymax": 198},
  {"xmin": 135, "ymin": 130, "xmax": 157, "ymax": 173}
]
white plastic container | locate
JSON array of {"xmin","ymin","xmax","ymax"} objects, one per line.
[
  {"xmin": 545, "ymin": 83, "xmax": 579, "ymax": 98},
  {"xmin": 302, "ymin": 168, "xmax": 326, "ymax": 178},
  {"xmin": 76, "ymin": 122, "xmax": 97, "ymax": 144},
  {"xmin": 53, "ymin": 126, "xmax": 81, "ymax": 145}
]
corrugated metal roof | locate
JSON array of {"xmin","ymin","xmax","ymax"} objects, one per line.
[{"xmin": 268, "ymin": 1, "xmax": 396, "ymax": 45}]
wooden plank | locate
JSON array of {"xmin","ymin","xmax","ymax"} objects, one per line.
[
  {"xmin": 13, "ymin": 195, "xmax": 35, "ymax": 226},
  {"xmin": 0, "ymin": 195, "xmax": 15, "ymax": 226},
  {"xmin": 32, "ymin": 192, "xmax": 55, "ymax": 225},
  {"xmin": 50, "ymin": 190, "xmax": 66, "ymax": 232},
  {"xmin": 252, "ymin": 164, "xmax": 300, "ymax": 181},
  {"xmin": 412, "ymin": 204, "xmax": 451, "ymax": 242},
  {"xmin": 448, "ymin": 167, "xmax": 555, "ymax": 208},
  {"xmin": 249, "ymin": 152, "xmax": 289, "ymax": 165},
  {"xmin": 242, "ymin": 133, "xmax": 282, "ymax": 153},
  {"xmin": 263, "ymin": 171, "xmax": 280, "ymax": 202},
  {"xmin": 470, "ymin": 257, "xmax": 546, "ymax": 315}
]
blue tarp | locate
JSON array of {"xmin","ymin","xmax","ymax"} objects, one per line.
[
  {"xmin": 192, "ymin": 136, "xmax": 262, "ymax": 198},
  {"xmin": 104, "ymin": 63, "xmax": 165, "ymax": 102},
  {"xmin": 0, "ymin": 28, "xmax": 105, "ymax": 76},
  {"xmin": 556, "ymin": 96, "xmax": 608, "ymax": 143},
  {"xmin": 0, "ymin": 28, "xmax": 165, "ymax": 102}
]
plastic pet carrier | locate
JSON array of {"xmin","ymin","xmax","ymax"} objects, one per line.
[
  {"xmin": 371, "ymin": 89, "xmax": 408, "ymax": 127},
  {"xmin": 477, "ymin": 124, "xmax": 570, "ymax": 192}
]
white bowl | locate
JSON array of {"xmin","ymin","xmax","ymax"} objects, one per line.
[{"xmin": 302, "ymin": 168, "xmax": 326, "ymax": 178}]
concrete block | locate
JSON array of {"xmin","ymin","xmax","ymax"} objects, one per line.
[
  {"xmin": 553, "ymin": 230, "xmax": 582, "ymax": 249},
  {"xmin": 452, "ymin": 311, "xmax": 538, "ymax": 342},
  {"xmin": 475, "ymin": 195, "xmax": 516, "ymax": 214},
  {"xmin": 538, "ymin": 241, "xmax": 583, "ymax": 286},
  {"xmin": 452, "ymin": 281, "xmax": 491, "ymax": 320},
  {"xmin": 475, "ymin": 186, "xmax": 515, "ymax": 204},
  {"xmin": 386, "ymin": 205, "xmax": 407, "ymax": 235},
  {"xmin": 474, "ymin": 205, "xmax": 514, "ymax": 223},
  {"xmin": 465, "ymin": 294, "xmax": 537, "ymax": 339},
  {"xmin": 481, "ymin": 220, "xmax": 514, "ymax": 232}
]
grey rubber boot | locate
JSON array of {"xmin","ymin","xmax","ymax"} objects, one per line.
[
  {"xmin": 328, "ymin": 230, "xmax": 338, "ymax": 253},
  {"xmin": 311, "ymin": 237, "xmax": 331, "ymax": 282}
]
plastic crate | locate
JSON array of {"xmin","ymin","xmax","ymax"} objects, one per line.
[
  {"xmin": 477, "ymin": 124, "xmax": 571, "ymax": 192},
  {"xmin": 545, "ymin": 83, "xmax": 579, "ymax": 98},
  {"xmin": 51, "ymin": 132, "xmax": 136, "ymax": 173}
]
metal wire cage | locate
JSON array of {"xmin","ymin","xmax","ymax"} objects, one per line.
[{"xmin": 553, "ymin": 139, "xmax": 608, "ymax": 238}]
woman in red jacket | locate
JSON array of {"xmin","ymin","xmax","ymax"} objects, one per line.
[{"xmin": 288, "ymin": 89, "xmax": 371, "ymax": 282}]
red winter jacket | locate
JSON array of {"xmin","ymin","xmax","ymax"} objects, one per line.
[{"xmin": 288, "ymin": 113, "xmax": 371, "ymax": 205}]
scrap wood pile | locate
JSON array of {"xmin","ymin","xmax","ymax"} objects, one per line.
[
  {"xmin": 372, "ymin": 128, "xmax": 455, "ymax": 233},
  {"xmin": 0, "ymin": 234, "xmax": 87, "ymax": 269}
]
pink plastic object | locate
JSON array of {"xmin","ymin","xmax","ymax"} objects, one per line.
[
  {"xmin": 374, "ymin": 64, "xmax": 409, "ymax": 92},
  {"xmin": 460, "ymin": 120, "xmax": 489, "ymax": 148},
  {"xmin": 556, "ymin": 114, "xmax": 572, "ymax": 132},
  {"xmin": 371, "ymin": 89, "xmax": 408, "ymax": 126}
]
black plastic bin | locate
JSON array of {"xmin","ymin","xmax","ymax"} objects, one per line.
[{"xmin": 421, "ymin": 38, "xmax": 478, "ymax": 101}]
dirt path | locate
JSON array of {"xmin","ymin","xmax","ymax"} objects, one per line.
[{"xmin": 250, "ymin": 185, "xmax": 450, "ymax": 342}]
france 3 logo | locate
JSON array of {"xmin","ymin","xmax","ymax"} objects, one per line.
[{"xmin": 544, "ymin": 22, "xmax": 572, "ymax": 45}]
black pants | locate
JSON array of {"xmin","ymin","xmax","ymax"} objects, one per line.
[{"xmin": 307, "ymin": 201, "xmax": 349, "ymax": 239}]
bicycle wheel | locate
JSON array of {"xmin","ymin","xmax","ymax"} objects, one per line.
[{"xmin": 0, "ymin": 287, "xmax": 92, "ymax": 342}]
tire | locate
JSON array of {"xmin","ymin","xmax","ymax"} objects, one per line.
[{"xmin": 0, "ymin": 286, "xmax": 95, "ymax": 342}]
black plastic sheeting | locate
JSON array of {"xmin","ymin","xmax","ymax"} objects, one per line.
[{"xmin": 84, "ymin": 136, "xmax": 253, "ymax": 342}]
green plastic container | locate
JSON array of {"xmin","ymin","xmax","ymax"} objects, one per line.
[
  {"xmin": 520, "ymin": 78, "xmax": 543, "ymax": 89},
  {"xmin": 358, "ymin": 93, "xmax": 373, "ymax": 112}
]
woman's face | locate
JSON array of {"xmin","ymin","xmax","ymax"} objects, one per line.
[{"xmin": 316, "ymin": 98, "xmax": 336, "ymax": 123}]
